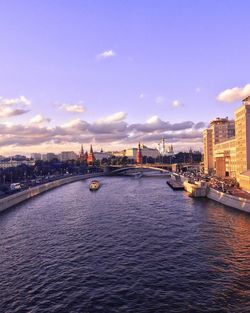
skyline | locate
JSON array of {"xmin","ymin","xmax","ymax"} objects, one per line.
[{"xmin": 1, "ymin": 0, "xmax": 250, "ymax": 155}]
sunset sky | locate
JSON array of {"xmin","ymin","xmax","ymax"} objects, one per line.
[{"xmin": 1, "ymin": 0, "xmax": 250, "ymax": 156}]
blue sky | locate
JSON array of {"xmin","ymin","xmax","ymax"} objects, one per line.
[{"xmin": 0, "ymin": 0, "xmax": 250, "ymax": 155}]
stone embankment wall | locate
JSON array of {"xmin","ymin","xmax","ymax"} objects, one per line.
[
  {"xmin": 0, "ymin": 173, "xmax": 104, "ymax": 213},
  {"xmin": 207, "ymin": 188, "xmax": 250, "ymax": 214},
  {"xmin": 183, "ymin": 181, "xmax": 207, "ymax": 197}
]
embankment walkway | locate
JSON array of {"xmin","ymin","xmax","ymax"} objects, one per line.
[{"xmin": 0, "ymin": 173, "xmax": 104, "ymax": 213}]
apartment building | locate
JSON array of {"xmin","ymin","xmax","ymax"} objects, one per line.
[{"xmin": 203, "ymin": 96, "xmax": 250, "ymax": 191}]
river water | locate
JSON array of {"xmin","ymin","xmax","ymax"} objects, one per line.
[{"xmin": 0, "ymin": 177, "xmax": 250, "ymax": 313}]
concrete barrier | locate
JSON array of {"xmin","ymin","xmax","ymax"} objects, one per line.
[
  {"xmin": 207, "ymin": 188, "xmax": 250, "ymax": 213},
  {"xmin": 183, "ymin": 181, "xmax": 207, "ymax": 197},
  {"xmin": 0, "ymin": 173, "xmax": 104, "ymax": 213}
]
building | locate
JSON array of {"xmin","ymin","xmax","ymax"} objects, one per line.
[
  {"xmin": 203, "ymin": 129, "xmax": 213, "ymax": 174},
  {"xmin": 235, "ymin": 99, "xmax": 250, "ymax": 177},
  {"xmin": 125, "ymin": 148, "xmax": 137, "ymax": 160},
  {"xmin": 203, "ymin": 117, "xmax": 235, "ymax": 175},
  {"xmin": 94, "ymin": 151, "xmax": 112, "ymax": 161},
  {"xmin": 78, "ymin": 145, "xmax": 85, "ymax": 161},
  {"xmin": 30, "ymin": 153, "xmax": 42, "ymax": 161},
  {"xmin": 42, "ymin": 153, "xmax": 58, "ymax": 161},
  {"xmin": 112, "ymin": 150, "xmax": 126, "ymax": 158},
  {"xmin": 0, "ymin": 159, "xmax": 35, "ymax": 169},
  {"xmin": 125, "ymin": 144, "xmax": 159, "ymax": 160},
  {"xmin": 87, "ymin": 145, "xmax": 95, "ymax": 165},
  {"xmin": 59, "ymin": 151, "xmax": 77, "ymax": 162},
  {"xmin": 136, "ymin": 143, "xmax": 142, "ymax": 164},
  {"xmin": 203, "ymin": 96, "xmax": 250, "ymax": 191},
  {"xmin": 158, "ymin": 138, "xmax": 174, "ymax": 156},
  {"xmin": 141, "ymin": 144, "xmax": 160, "ymax": 159}
]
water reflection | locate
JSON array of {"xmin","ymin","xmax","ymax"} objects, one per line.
[{"xmin": 0, "ymin": 177, "xmax": 249, "ymax": 312}]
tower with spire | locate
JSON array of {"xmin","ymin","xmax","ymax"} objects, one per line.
[
  {"xmin": 136, "ymin": 142, "xmax": 143, "ymax": 164},
  {"xmin": 78, "ymin": 144, "xmax": 84, "ymax": 161},
  {"xmin": 87, "ymin": 144, "xmax": 95, "ymax": 165}
]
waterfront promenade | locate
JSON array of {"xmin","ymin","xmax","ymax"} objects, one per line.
[{"xmin": 0, "ymin": 173, "xmax": 104, "ymax": 213}]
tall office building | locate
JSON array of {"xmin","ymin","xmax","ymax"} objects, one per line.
[
  {"xmin": 203, "ymin": 117, "xmax": 235, "ymax": 174},
  {"xmin": 203, "ymin": 128, "xmax": 213, "ymax": 174},
  {"xmin": 203, "ymin": 96, "xmax": 250, "ymax": 191},
  {"xmin": 235, "ymin": 96, "xmax": 250, "ymax": 177}
]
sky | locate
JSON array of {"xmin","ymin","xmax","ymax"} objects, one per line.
[{"xmin": 0, "ymin": 0, "xmax": 250, "ymax": 156}]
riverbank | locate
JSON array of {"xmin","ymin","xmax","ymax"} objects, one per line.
[
  {"xmin": 183, "ymin": 181, "xmax": 250, "ymax": 213},
  {"xmin": 173, "ymin": 174, "xmax": 250, "ymax": 213},
  {"xmin": 0, "ymin": 173, "xmax": 104, "ymax": 213},
  {"xmin": 207, "ymin": 187, "xmax": 250, "ymax": 213}
]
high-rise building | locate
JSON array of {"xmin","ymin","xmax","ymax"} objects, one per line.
[
  {"xmin": 203, "ymin": 96, "xmax": 250, "ymax": 191},
  {"xmin": 203, "ymin": 128, "xmax": 213, "ymax": 174},
  {"xmin": 203, "ymin": 117, "xmax": 235, "ymax": 175},
  {"xmin": 235, "ymin": 96, "xmax": 250, "ymax": 177},
  {"xmin": 210, "ymin": 117, "xmax": 235, "ymax": 145}
]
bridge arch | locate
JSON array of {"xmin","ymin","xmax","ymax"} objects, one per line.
[{"xmin": 109, "ymin": 165, "xmax": 170, "ymax": 174}]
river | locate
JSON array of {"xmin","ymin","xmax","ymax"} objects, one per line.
[{"xmin": 0, "ymin": 177, "xmax": 250, "ymax": 312}]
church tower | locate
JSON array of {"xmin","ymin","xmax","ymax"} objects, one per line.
[
  {"xmin": 87, "ymin": 144, "xmax": 95, "ymax": 165},
  {"xmin": 79, "ymin": 144, "xmax": 84, "ymax": 161}
]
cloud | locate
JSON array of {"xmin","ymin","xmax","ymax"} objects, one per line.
[
  {"xmin": 171, "ymin": 100, "xmax": 182, "ymax": 108},
  {"xmin": 0, "ymin": 111, "xmax": 205, "ymax": 152},
  {"xmin": 195, "ymin": 87, "xmax": 201, "ymax": 93},
  {"xmin": 0, "ymin": 95, "xmax": 31, "ymax": 107},
  {"xmin": 139, "ymin": 93, "xmax": 145, "ymax": 99},
  {"xmin": 217, "ymin": 83, "xmax": 250, "ymax": 103},
  {"xmin": 155, "ymin": 96, "xmax": 164, "ymax": 104},
  {"xmin": 0, "ymin": 95, "xmax": 31, "ymax": 118},
  {"xmin": 96, "ymin": 112, "xmax": 127, "ymax": 124},
  {"xmin": 29, "ymin": 114, "xmax": 51, "ymax": 125},
  {"xmin": 97, "ymin": 50, "xmax": 116, "ymax": 60},
  {"xmin": 61, "ymin": 119, "xmax": 88, "ymax": 129},
  {"xmin": 0, "ymin": 108, "xmax": 29, "ymax": 118},
  {"xmin": 60, "ymin": 103, "xmax": 85, "ymax": 113},
  {"xmin": 194, "ymin": 121, "xmax": 206, "ymax": 129},
  {"xmin": 129, "ymin": 116, "xmax": 195, "ymax": 133}
]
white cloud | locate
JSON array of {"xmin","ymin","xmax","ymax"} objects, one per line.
[
  {"xmin": 61, "ymin": 119, "xmax": 82, "ymax": 128},
  {"xmin": 217, "ymin": 83, "xmax": 250, "ymax": 103},
  {"xmin": 0, "ymin": 114, "xmax": 205, "ymax": 153},
  {"xmin": 60, "ymin": 103, "xmax": 85, "ymax": 113},
  {"xmin": 155, "ymin": 96, "xmax": 164, "ymax": 104},
  {"xmin": 0, "ymin": 95, "xmax": 31, "ymax": 107},
  {"xmin": 172, "ymin": 100, "xmax": 182, "ymax": 108},
  {"xmin": 139, "ymin": 93, "xmax": 145, "ymax": 99},
  {"xmin": 97, "ymin": 112, "xmax": 127, "ymax": 124},
  {"xmin": 0, "ymin": 95, "xmax": 31, "ymax": 118},
  {"xmin": 97, "ymin": 50, "xmax": 116, "ymax": 60},
  {"xmin": 195, "ymin": 87, "xmax": 201, "ymax": 93},
  {"xmin": 29, "ymin": 114, "xmax": 51, "ymax": 125},
  {"xmin": 147, "ymin": 115, "xmax": 159, "ymax": 124}
]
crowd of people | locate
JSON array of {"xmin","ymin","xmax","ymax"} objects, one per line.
[{"xmin": 208, "ymin": 177, "xmax": 239, "ymax": 194}]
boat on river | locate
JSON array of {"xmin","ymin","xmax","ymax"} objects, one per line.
[{"xmin": 89, "ymin": 180, "xmax": 101, "ymax": 191}]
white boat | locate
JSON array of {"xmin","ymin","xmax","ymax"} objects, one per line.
[{"xmin": 89, "ymin": 180, "xmax": 101, "ymax": 191}]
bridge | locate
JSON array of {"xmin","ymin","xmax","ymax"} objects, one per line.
[{"xmin": 105, "ymin": 163, "xmax": 172, "ymax": 175}]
